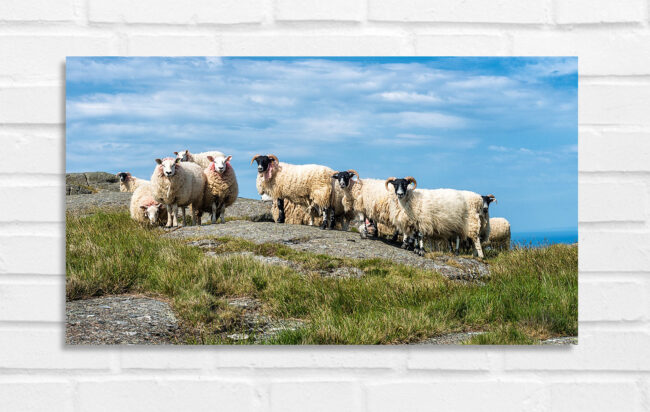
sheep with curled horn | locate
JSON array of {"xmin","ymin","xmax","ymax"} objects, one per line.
[
  {"xmin": 251, "ymin": 154, "xmax": 335, "ymax": 229},
  {"xmin": 384, "ymin": 176, "xmax": 492, "ymax": 257}
]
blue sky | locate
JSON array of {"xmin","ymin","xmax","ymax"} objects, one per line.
[{"xmin": 66, "ymin": 57, "xmax": 577, "ymax": 233}]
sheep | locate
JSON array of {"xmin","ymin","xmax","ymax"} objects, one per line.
[
  {"xmin": 150, "ymin": 157, "xmax": 205, "ymax": 227},
  {"xmin": 332, "ymin": 170, "xmax": 397, "ymax": 239},
  {"xmin": 271, "ymin": 199, "xmax": 317, "ymax": 225},
  {"xmin": 175, "ymin": 149, "xmax": 225, "ymax": 170},
  {"xmin": 328, "ymin": 170, "xmax": 360, "ymax": 231},
  {"xmin": 455, "ymin": 194, "xmax": 497, "ymax": 253},
  {"xmin": 385, "ymin": 177, "xmax": 471, "ymax": 256},
  {"xmin": 200, "ymin": 154, "xmax": 238, "ymax": 224},
  {"xmin": 487, "ymin": 217, "xmax": 511, "ymax": 250},
  {"xmin": 116, "ymin": 172, "xmax": 149, "ymax": 193},
  {"xmin": 251, "ymin": 154, "xmax": 334, "ymax": 229},
  {"xmin": 129, "ymin": 183, "xmax": 167, "ymax": 225}
]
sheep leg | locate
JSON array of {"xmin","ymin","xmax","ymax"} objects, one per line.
[
  {"xmin": 219, "ymin": 204, "xmax": 226, "ymax": 224},
  {"xmin": 390, "ymin": 230, "xmax": 399, "ymax": 243},
  {"xmin": 276, "ymin": 198, "xmax": 285, "ymax": 224},
  {"xmin": 180, "ymin": 206, "xmax": 186, "ymax": 226},
  {"xmin": 454, "ymin": 236, "xmax": 460, "ymax": 255},
  {"xmin": 171, "ymin": 204, "xmax": 179, "ymax": 227},
  {"xmin": 327, "ymin": 208, "xmax": 335, "ymax": 230},
  {"xmin": 211, "ymin": 201, "xmax": 217, "ymax": 224},
  {"xmin": 418, "ymin": 233, "xmax": 426, "ymax": 256},
  {"xmin": 165, "ymin": 204, "xmax": 173, "ymax": 228},
  {"xmin": 319, "ymin": 207, "xmax": 328, "ymax": 230},
  {"xmin": 473, "ymin": 235, "xmax": 484, "ymax": 259},
  {"xmin": 369, "ymin": 220, "xmax": 378, "ymax": 238},
  {"xmin": 191, "ymin": 206, "xmax": 199, "ymax": 226}
]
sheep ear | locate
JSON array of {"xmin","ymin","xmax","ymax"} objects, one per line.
[
  {"xmin": 207, "ymin": 155, "xmax": 214, "ymax": 162},
  {"xmin": 175, "ymin": 157, "xmax": 181, "ymax": 164},
  {"xmin": 155, "ymin": 158, "xmax": 162, "ymax": 165},
  {"xmin": 173, "ymin": 151, "xmax": 178, "ymax": 155},
  {"xmin": 225, "ymin": 155, "xmax": 232, "ymax": 162},
  {"xmin": 332, "ymin": 173, "xmax": 339, "ymax": 179},
  {"xmin": 140, "ymin": 205, "xmax": 147, "ymax": 210}
]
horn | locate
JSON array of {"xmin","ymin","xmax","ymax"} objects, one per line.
[
  {"xmin": 487, "ymin": 194, "xmax": 497, "ymax": 204},
  {"xmin": 405, "ymin": 176, "xmax": 417, "ymax": 189},
  {"xmin": 385, "ymin": 177, "xmax": 396, "ymax": 191},
  {"xmin": 268, "ymin": 154, "xmax": 279, "ymax": 163},
  {"xmin": 347, "ymin": 169, "xmax": 359, "ymax": 179},
  {"xmin": 251, "ymin": 154, "xmax": 262, "ymax": 165}
]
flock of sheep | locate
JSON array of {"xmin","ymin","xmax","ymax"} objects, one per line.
[{"xmin": 122, "ymin": 150, "xmax": 511, "ymax": 258}]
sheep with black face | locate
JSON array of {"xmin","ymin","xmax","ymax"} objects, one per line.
[
  {"xmin": 385, "ymin": 177, "xmax": 489, "ymax": 257},
  {"xmin": 117, "ymin": 172, "xmax": 149, "ymax": 193},
  {"xmin": 252, "ymin": 154, "xmax": 335, "ymax": 229}
]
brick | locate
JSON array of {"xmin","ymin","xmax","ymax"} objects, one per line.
[
  {"xmin": 76, "ymin": 379, "xmax": 255, "ymax": 412},
  {"xmin": 415, "ymin": 34, "xmax": 508, "ymax": 56},
  {"xmin": 512, "ymin": 32, "xmax": 650, "ymax": 75},
  {"xmin": 0, "ymin": 282, "xmax": 63, "ymax": 322},
  {"xmin": 504, "ymin": 328, "xmax": 650, "ymax": 370},
  {"xmin": 0, "ymin": 328, "xmax": 111, "ymax": 369},
  {"xmin": 555, "ymin": 0, "xmax": 645, "ymax": 24},
  {"xmin": 275, "ymin": 0, "xmax": 364, "ymax": 21},
  {"xmin": 0, "ymin": 382, "xmax": 73, "ymax": 412},
  {"xmin": 579, "ymin": 181, "xmax": 646, "ymax": 222},
  {"xmin": 120, "ymin": 349, "xmax": 215, "ymax": 370},
  {"xmin": 220, "ymin": 34, "xmax": 412, "ymax": 56},
  {"xmin": 0, "ymin": 35, "xmax": 116, "ymax": 81},
  {"xmin": 0, "ymin": 127, "xmax": 63, "ymax": 174},
  {"xmin": 127, "ymin": 35, "xmax": 219, "ymax": 55},
  {"xmin": 548, "ymin": 381, "xmax": 643, "ymax": 411},
  {"xmin": 0, "ymin": 187, "xmax": 63, "ymax": 222},
  {"xmin": 580, "ymin": 130, "xmax": 650, "ymax": 171},
  {"xmin": 215, "ymin": 347, "xmax": 405, "ymax": 369},
  {"xmin": 0, "ymin": 0, "xmax": 76, "ymax": 22},
  {"xmin": 579, "ymin": 279, "xmax": 646, "ymax": 321},
  {"xmin": 407, "ymin": 347, "xmax": 496, "ymax": 370},
  {"xmin": 579, "ymin": 232, "xmax": 650, "ymax": 272},
  {"xmin": 0, "ymin": 236, "xmax": 63, "ymax": 275},
  {"xmin": 580, "ymin": 83, "xmax": 650, "ymax": 125},
  {"xmin": 89, "ymin": 0, "xmax": 265, "ymax": 24},
  {"xmin": 270, "ymin": 381, "xmax": 361, "ymax": 412},
  {"xmin": 0, "ymin": 87, "xmax": 63, "ymax": 124},
  {"xmin": 368, "ymin": 0, "xmax": 548, "ymax": 23},
  {"xmin": 366, "ymin": 382, "xmax": 546, "ymax": 411}
]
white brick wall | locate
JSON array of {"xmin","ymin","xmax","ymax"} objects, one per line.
[{"xmin": 1, "ymin": 1, "xmax": 648, "ymax": 410}]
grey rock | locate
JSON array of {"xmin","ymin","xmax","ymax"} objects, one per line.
[
  {"xmin": 540, "ymin": 336, "xmax": 578, "ymax": 345},
  {"xmin": 66, "ymin": 296, "xmax": 179, "ymax": 345}
]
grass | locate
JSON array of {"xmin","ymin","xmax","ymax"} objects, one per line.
[{"xmin": 66, "ymin": 211, "xmax": 578, "ymax": 345}]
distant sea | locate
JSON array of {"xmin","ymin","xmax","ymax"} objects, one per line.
[{"xmin": 510, "ymin": 230, "xmax": 577, "ymax": 247}]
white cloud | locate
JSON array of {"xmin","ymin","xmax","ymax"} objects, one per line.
[
  {"xmin": 374, "ymin": 91, "xmax": 441, "ymax": 104},
  {"xmin": 392, "ymin": 111, "xmax": 467, "ymax": 128}
]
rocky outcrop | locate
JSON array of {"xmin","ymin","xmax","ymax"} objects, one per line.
[
  {"xmin": 66, "ymin": 172, "xmax": 120, "ymax": 195},
  {"xmin": 168, "ymin": 220, "xmax": 490, "ymax": 281}
]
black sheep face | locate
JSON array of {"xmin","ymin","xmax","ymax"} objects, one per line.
[
  {"xmin": 254, "ymin": 156, "xmax": 274, "ymax": 173},
  {"xmin": 389, "ymin": 178, "xmax": 414, "ymax": 199},
  {"xmin": 481, "ymin": 195, "xmax": 495, "ymax": 214},
  {"xmin": 331, "ymin": 171, "xmax": 356, "ymax": 189},
  {"xmin": 117, "ymin": 172, "xmax": 129, "ymax": 183}
]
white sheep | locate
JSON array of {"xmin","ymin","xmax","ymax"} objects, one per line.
[
  {"xmin": 150, "ymin": 157, "xmax": 205, "ymax": 227},
  {"xmin": 487, "ymin": 217, "xmax": 511, "ymax": 250},
  {"xmin": 251, "ymin": 154, "xmax": 334, "ymax": 229},
  {"xmin": 129, "ymin": 183, "xmax": 166, "ymax": 225},
  {"xmin": 175, "ymin": 149, "xmax": 225, "ymax": 170},
  {"xmin": 116, "ymin": 172, "xmax": 149, "ymax": 193},
  {"xmin": 334, "ymin": 171, "xmax": 396, "ymax": 238},
  {"xmin": 201, "ymin": 154, "xmax": 239, "ymax": 224},
  {"xmin": 385, "ymin": 177, "xmax": 471, "ymax": 256}
]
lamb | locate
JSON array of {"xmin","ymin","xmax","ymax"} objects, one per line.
[
  {"xmin": 200, "ymin": 154, "xmax": 238, "ymax": 224},
  {"xmin": 116, "ymin": 172, "xmax": 149, "ymax": 193},
  {"xmin": 129, "ymin": 183, "xmax": 167, "ymax": 225},
  {"xmin": 271, "ymin": 199, "xmax": 317, "ymax": 225},
  {"xmin": 150, "ymin": 157, "xmax": 205, "ymax": 227},
  {"xmin": 175, "ymin": 149, "xmax": 225, "ymax": 170},
  {"xmin": 487, "ymin": 217, "xmax": 511, "ymax": 250},
  {"xmin": 251, "ymin": 154, "xmax": 334, "ymax": 229}
]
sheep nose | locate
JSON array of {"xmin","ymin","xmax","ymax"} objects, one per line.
[{"xmin": 257, "ymin": 167, "xmax": 263, "ymax": 172}]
